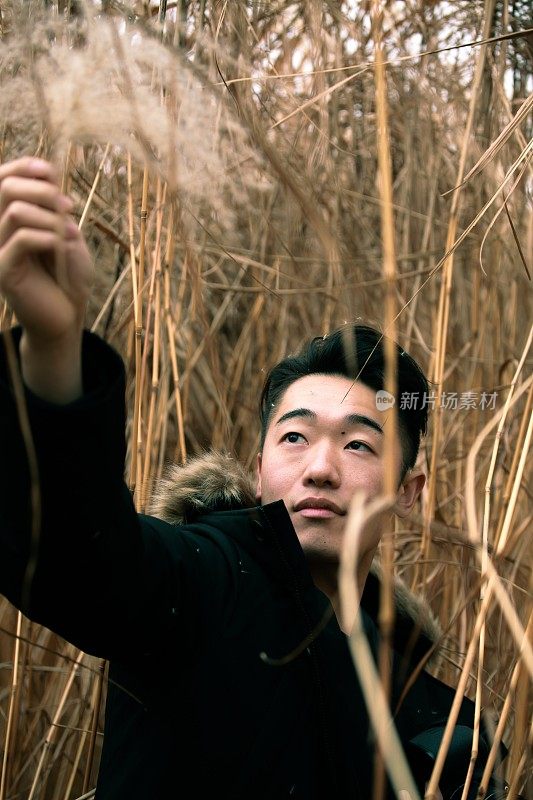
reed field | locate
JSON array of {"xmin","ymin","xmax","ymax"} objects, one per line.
[{"xmin": 0, "ymin": 1, "xmax": 531, "ymax": 797}]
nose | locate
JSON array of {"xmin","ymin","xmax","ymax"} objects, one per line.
[{"xmin": 302, "ymin": 440, "xmax": 341, "ymax": 489}]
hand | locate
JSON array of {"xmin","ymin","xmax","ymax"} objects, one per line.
[
  {"xmin": 0, "ymin": 157, "xmax": 93, "ymax": 402},
  {"xmin": 0, "ymin": 157, "xmax": 93, "ymax": 344}
]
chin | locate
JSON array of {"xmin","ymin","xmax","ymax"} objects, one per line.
[{"xmin": 296, "ymin": 531, "xmax": 341, "ymax": 565}]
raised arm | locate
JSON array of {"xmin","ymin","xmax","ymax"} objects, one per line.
[
  {"xmin": 0, "ymin": 157, "xmax": 92, "ymax": 401},
  {"xmin": 0, "ymin": 157, "xmax": 234, "ymax": 659}
]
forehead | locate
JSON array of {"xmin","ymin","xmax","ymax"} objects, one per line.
[{"xmin": 274, "ymin": 374, "xmax": 383, "ymax": 422}]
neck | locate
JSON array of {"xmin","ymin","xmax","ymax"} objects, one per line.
[{"xmin": 310, "ymin": 549, "xmax": 375, "ymax": 634}]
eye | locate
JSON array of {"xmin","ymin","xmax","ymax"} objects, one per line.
[
  {"xmin": 345, "ymin": 440, "xmax": 373, "ymax": 453},
  {"xmin": 282, "ymin": 431, "xmax": 307, "ymax": 444}
]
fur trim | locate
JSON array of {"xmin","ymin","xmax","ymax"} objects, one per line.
[
  {"xmin": 150, "ymin": 450, "xmax": 256, "ymax": 524},
  {"xmin": 369, "ymin": 559, "xmax": 442, "ymax": 647}
]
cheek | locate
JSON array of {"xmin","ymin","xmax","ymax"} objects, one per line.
[
  {"xmin": 259, "ymin": 456, "xmax": 301, "ymax": 501},
  {"xmin": 346, "ymin": 461, "xmax": 384, "ymax": 496}
]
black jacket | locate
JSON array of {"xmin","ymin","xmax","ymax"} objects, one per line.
[{"xmin": 0, "ymin": 330, "xmax": 506, "ymax": 799}]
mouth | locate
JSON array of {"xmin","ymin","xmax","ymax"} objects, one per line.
[{"xmin": 293, "ymin": 498, "xmax": 345, "ymax": 519}]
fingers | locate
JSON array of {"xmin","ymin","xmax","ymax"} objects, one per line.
[
  {"xmin": 0, "ymin": 157, "xmax": 70, "ymax": 225},
  {"xmin": 0, "ymin": 201, "xmax": 78, "ymax": 248},
  {"xmin": 1, "ymin": 227, "xmax": 59, "ymax": 267},
  {"xmin": 0, "ymin": 156, "xmax": 57, "ymax": 185},
  {"xmin": 0, "ymin": 158, "xmax": 76, "ymax": 266},
  {"xmin": 0, "ymin": 175, "xmax": 72, "ymax": 218},
  {"xmin": 0, "ymin": 158, "xmax": 92, "ymax": 352},
  {"xmin": 0, "ymin": 227, "xmax": 60, "ymax": 294}
]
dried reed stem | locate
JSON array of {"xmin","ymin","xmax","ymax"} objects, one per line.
[
  {"xmin": 131, "ymin": 165, "xmax": 150, "ymax": 504},
  {"xmin": 340, "ymin": 494, "xmax": 420, "ymax": 800},
  {"xmin": 78, "ymin": 143, "xmax": 111, "ymax": 231},
  {"xmin": 27, "ymin": 650, "xmax": 84, "ymax": 800},
  {"xmin": 162, "ymin": 200, "xmax": 187, "ymax": 464},
  {"xmin": 62, "ymin": 724, "xmax": 89, "ymax": 800},
  {"xmin": 0, "ymin": 611, "xmax": 22, "ymax": 800},
  {"xmin": 426, "ymin": 371, "xmax": 533, "ymax": 797},
  {"xmin": 420, "ymin": 0, "xmax": 497, "ymax": 580},
  {"xmin": 141, "ymin": 178, "xmax": 165, "ymax": 511},
  {"xmin": 126, "ymin": 154, "xmax": 142, "ymax": 496},
  {"xmin": 476, "ymin": 611, "xmax": 532, "ymax": 796},
  {"xmin": 505, "ymin": 722, "xmax": 532, "ymax": 800},
  {"xmin": 1, "ymin": 332, "xmax": 41, "ymax": 614},
  {"xmin": 81, "ymin": 660, "xmax": 105, "ymax": 794},
  {"xmin": 371, "ymin": 3, "xmax": 399, "ymax": 797},
  {"xmin": 504, "ymin": 608, "xmax": 533, "ymax": 785},
  {"xmin": 466, "ymin": 324, "xmax": 533, "ymax": 550}
]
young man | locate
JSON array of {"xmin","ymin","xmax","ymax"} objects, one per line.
[{"xmin": 0, "ymin": 158, "xmax": 506, "ymax": 798}]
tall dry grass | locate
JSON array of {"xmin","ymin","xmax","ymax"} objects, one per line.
[{"xmin": 0, "ymin": 1, "xmax": 531, "ymax": 797}]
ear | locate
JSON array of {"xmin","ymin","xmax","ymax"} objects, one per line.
[
  {"xmin": 393, "ymin": 467, "xmax": 425, "ymax": 518},
  {"xmin": 255, "ymin": 452, "xmax": 262, "ymax": 503}
]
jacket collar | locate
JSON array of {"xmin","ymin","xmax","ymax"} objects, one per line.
[
  {"xmin": 150, "ymin": 451, "xmax": 442, "ymax": 665},
  {"xmin": 194, "ymin": 499, "xmax": 316, "ymax": 592}
]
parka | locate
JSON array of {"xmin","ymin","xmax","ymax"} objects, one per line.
[{"xmin": 0, "ymin": 329, "xmax": 508, "ymax": 799}]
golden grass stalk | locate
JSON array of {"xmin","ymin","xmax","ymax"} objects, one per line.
[
  {"xmin": 444, "ymin": 93, "xmax": 533, "ymax": 195},
  {"xmin": 126, "ymin": 153, "xmax": 143, "ymax": 495},
  {"xmin": 466, "ymin": 325, "xmax": 532, "ymax": 550},
  {"xmin": 27, "ymin": 650, "xmax": 84, "ymax": 800},
  {"xmin": 371, "ymin": 2, "xmax": 399, "ymax": 796},
  {"xmin": 506, "ymin": 719, "xmax": 532, "ymax": 800},
  {"xmin": 476, "ymin": 611, "xmax": 532, "ymax": 797},
  {"xmin": 162, "ymin": 201, "xmax": 187, "ymax": 465},
  {"xmin": 426, "ymin": 366, "xmax": 533, "ymax": 796},
  {"xmin": 0, "ymin": 611, "xmax": 22, "ymax": 800},
  {"xmin": 71, "ymin": 790, "xmax": 94, "ymax": 800},
  {"xmin": 460, "ymin": 324, "xmax": 533, "ymax": 798},
  {"xmin": 140, "ymin": 177, "xmax": 165, "ymax": 511},
  {"xmin": 78, "ymin": 143, "xmax": 111, "ymax": 231},
  {"xmin": 340, "ymin": 493, "xmax": 420, "ymax": 800},
  {"xmin": 62, "ymin": 726, "xmax": 89, "ymax": 800},
  {"xmin": 81, "ymin": 660, "xmax": 105, "ymax": 794},
  {"xmin": 131, "ymin": 165, "xmax": 150, "ymax": 503},
  {"xmin": 420, "ymin": 0, "xmax": 497, "ymax": 579},
  {"xmin": 1, "ymin": 331, "xmax": 41, "ymax": 613}
]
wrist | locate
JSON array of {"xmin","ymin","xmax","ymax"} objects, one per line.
[{"xmin": 20, "ymin": 329, "xmax": 84, "ymax": 404}]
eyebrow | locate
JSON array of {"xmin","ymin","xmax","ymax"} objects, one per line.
[{"xmin": 275, "ymin": 408, "xmax": 383, "ymax": 436}]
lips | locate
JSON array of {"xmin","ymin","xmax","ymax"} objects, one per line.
[{"xmin": 293, "ymin": 498, "xmax": 345, "ymax": 517}]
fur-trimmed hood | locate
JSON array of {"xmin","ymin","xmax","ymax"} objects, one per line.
[
  {"xmin": 150, "ymin": 451, "xmax": 257, "ymax": 523},
  {"xmin": 150, "ymin": 451, "xmax": 442, "ymax": 657}
]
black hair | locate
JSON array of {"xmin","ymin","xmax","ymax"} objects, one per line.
[{"xmin": 259, "ymin": 324, "xmax": 429, "ymax": 480}]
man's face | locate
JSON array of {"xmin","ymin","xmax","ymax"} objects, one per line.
[{"xmin": 256, "ymin": 374, "xmax": 421, "ymax": 566}]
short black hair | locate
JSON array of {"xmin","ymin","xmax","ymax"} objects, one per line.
[{"xmin": 259, "ymin": 324, "xmax": 429, "ymax": 479}]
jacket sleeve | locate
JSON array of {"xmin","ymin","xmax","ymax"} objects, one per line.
[
  {"xmin": 402, "ymin": 673, "xmax": 510, "ymax": 800},
  {"xmin": 407, "ymin": 726, "xmax": 510, "ymax": 799},
  {"xmin": 0, "ymin": 328, "xmax": 234, "ymax": 660}
]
